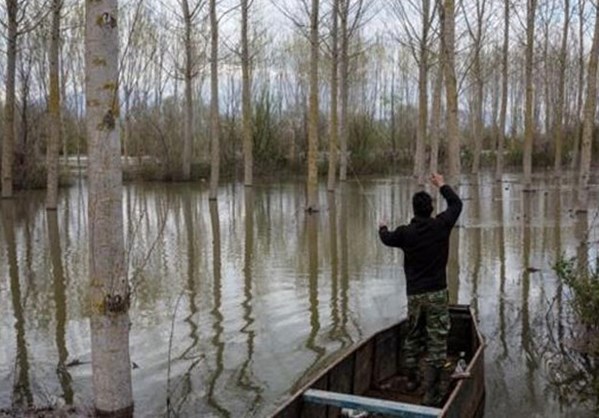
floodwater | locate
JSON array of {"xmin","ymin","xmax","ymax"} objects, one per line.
[{"xmin": 0, "ymin": 172, "xmax": 597, "ymax": 417}]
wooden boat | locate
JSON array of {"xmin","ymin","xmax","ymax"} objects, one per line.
[{"xmin": 272, "ymin": 305, "xmax": 485, "ymax": 418}]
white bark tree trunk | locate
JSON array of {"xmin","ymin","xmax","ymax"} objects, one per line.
[
  {"xmin": 339, "ymin": 0, "xmax": 349, "ymax": 182},
  {"xmin": 442, "ymin": 0, "xmax": 460, "ymax": 181},
  {"xmin": 579, "ymin": 2, "xmax": 599, "ymax": 187},
  {"xmin": 495, "ymin": 0, "xmax": 509, "ymax": 181},
  {"xmin": 181, "ymin": 0, "xmax": 194, "ymax": 181},
  {"xmin": 307, "ymin": 0, "xmax": 320, "ymax": 211},
  {"xmin": 46, "ymin": 0, "xmax": 62, "ymax": 210},
  {"xmin": 209, "ymin": 0, "xmax": 220, "ymax": 200},
  {"xmin": 414, "ymin": 0, "xmax": 430, "ymax": 185},
  {"xmin": 2, "ymin": 0, "xmax": 18, "ymax": 199},
  {"xmin": 523, "ymin": 0, "xmax": 537, "ymax": 187},
  {"xmin": 85, "ymin": 0, "xmax": 133, "ymax": 414},
  {"xmin": 327, "ymin": 0, "xmax": 339, "ymax": 192},
  {"xmin": 242, "ymin": 0, "xmax": 253, "ymax": 187},
  {"xmin": 553, "ymin": 0, "xmax": 570, "ymax": 175}
]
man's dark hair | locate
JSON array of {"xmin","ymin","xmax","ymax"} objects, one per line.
[{"xmin": 412, "ymin": 191, "xmax": 433, "ymax": 217}]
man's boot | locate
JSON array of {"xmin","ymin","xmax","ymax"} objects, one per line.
[
  {"xmin": 405, "ymin": 368, "xmax": 420, "ymax": 392},
  {"xmin": 422, "ymin": 365, "xmax": 442, "ymax": 406}
]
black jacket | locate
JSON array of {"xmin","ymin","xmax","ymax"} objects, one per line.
[{"xmin": 379, "ymin": 185, "xmax": 463, "ymax": 296}]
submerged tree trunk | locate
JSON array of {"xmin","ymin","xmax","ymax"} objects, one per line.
[
  {"xmin": 414, "ymin": 0, "xmax": 430, "ymax": 185},
  {"xmin": 327, "ymin": 0, "xmax": 340, "ymax": 192},
  {"xmin": 495, "ymin": 0, "xmax": 509, "ymax": 181},
  {"xmin": 579, "ymin": 2, "xmax": 599, "ymax": 188},
  {"xmin": 46, "ymin": 0, "xmax": 62, "ymax": 210},
  {"xmin": 306, "ymin": 0, "xmax": 320, "ymax": 211},
  {"xmin": 181, "ymin": 0, "xmax": 194, "ymax": 181},
  {"xmin": 429, "ymin": 57, "xmax": 443, "ymax": 175},
  {"xmin": 553, "ymin": 0, "xmax": 570, "ymax": 175},
  {"xmin": 338, "ymin": 0, "xmax": 349, "ymax": 182},
  {"xmin": 442, "ymin": 0, "xmax": 460, "ymax": 181},
  {"xmin": 2, "ymin": 0, "xmax": 18, "ymax": 199},
  {"xmin": 241, "ymin": 0, "xmax": 253, "ymax": 186},
  {"xmin": 85, "ymin": 0, "xmax": 133, "ymax": 414},
  {"xmin": 571, "ymin": 0, "xmax": 586, "ymax": 170},
  {"xmin": 469, "ymin": 0, "xmax": 486, "ymax": 175},
  {"xmin": 209, "ymin": 0, "xmax": 220, "ymax": 199},
  {"xmin": 523, "ymin": 0, "xmax": 537, "ymax": 187}
]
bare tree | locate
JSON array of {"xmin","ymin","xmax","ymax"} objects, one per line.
[
  {"xmin": 338, "ymin": 0, "xmax": 368, "ymax": 182},
  {"xmin": 462, "ymin": 0, "xmax": 489, "ymax": 174},
  {"xmin": 441, "ymin": 0, "xmax": 460, "ymax": 181},
  {"xmin": 429, "ymin": 49, "xmax": 443, "ymax": 175},
  {"xmin": 495, "ymin": 0, "xmax": 509, "ymax": 181},
  {"xmin": 180, "ymin": 0, "xmax": 204, "ymax": 181},
  {"xmin": 46, "ymin": 0, "xmax": 62, "ymax": 209},
  {"xmin": 571, "ymin": 0, "xmax": 587, "ymax": 171},
  {"xmin": 209, "ymin": 0, "xmax": 220, "ymax": 199},
  {"xmin": 553, "ymin": 0, "xmax": 570, "ymax": 174},
  {"xmin": 327, "ymin": 0, "xmax": 339, "ymax": 192},
  {"xmin": 578, "ymin": 2, "xmax": 599, "ymax": 188},
  {"xmin": 2, "ymin": 0, "xmax": 18, "ymax": 198},
  {"xmin": 306, "ymin": 0, "xmax": 319, "ymax": 211},
  {"xmin": 241, "ymin": 0, "xmax": 253, "ymax": 186},
  {"xmin": 523, "ymin": 0, "xmax": 537, "ymax": 187},
  {"xmin": 389, "ymin": 0, "xmax": 435, "ymax": 184},
  {"xmin": 85, "ymin": 0, "xmax": 133, "ymax": 414}
]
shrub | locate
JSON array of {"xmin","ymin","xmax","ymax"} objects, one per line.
[{"xmin": 554, "ymin": 256, "xmax": 599, "ymax": 334}]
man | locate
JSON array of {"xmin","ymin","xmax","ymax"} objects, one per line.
[{"xmin": 378, "ymin": 173, "xmax": 462, "ymax": 406}]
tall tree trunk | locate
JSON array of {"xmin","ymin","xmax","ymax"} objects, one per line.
[
  {"xmin": 209, "ymin": 0, "xmax": 220, "ymax": 199},
  {"xmin": 241, "ymin": 0, "xmax": 253, "ymax": 186},
  {"xmin": 414, "ymin": 0, "xmax": 430, "ymax": 185},
  {"xmin": 327, "ymin": 0, "xmax": 340, "ymax": 192},
  {"xmin": 339, "ymin": 0, "xmax": 349, "ymax": 182},
  {"xmin": 523, "ymin": 0, "xmax": 537, "ymax": 187},
  {"xmin": 182, "ymin": 0, "xmax": 194, "ymax": 181},
  {"xmin": 2, "ymin": 0, "xmax": 18, "ymax": 199},
  {"xmin": 429, "ymin": 57, "xmax": 443, "ymax": 175},
  {"xmin": 470, "ymin": 0, "xmax": 485, "ymax": 175},
  {"xmin": 48, "ymin": 211, "xmax": 74, "ymax": 404},
  {"xmin": 579, "ymin": 2, "xmax": 599, "ymax": 188},
  {"xmin": 571, "ymin": 0, "xmax": 587, "ymax": 170},
  {"xmin": 442, "ymin": 0, "xmax": 460, "ymax": 181},
  {"xmin": 553, "ymin": 0, "xmax": 570, "ymax": 174},
  {"xmin": 306, "ymin": 0, "xmax": 320, "ymax": 211},
  {"xmin": 85, "ymin": 0, "xmax": 133, "ymax": 415},
  {"xmin": 495, "ymin": 0, "xmax": 509, "ymax": 181},
  {"xmin": 46, "ymin": 0, "xmax": 62, "ymax": 210}
]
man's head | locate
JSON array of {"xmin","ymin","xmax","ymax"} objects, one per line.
[{"xmin": 412, "ymin": 191, "xmax": 433, "ymax": 217}]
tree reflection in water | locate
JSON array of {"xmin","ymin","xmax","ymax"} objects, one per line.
[{"xmin": 544, "ymin": 188, "xmax": 599, "ymax": 413}]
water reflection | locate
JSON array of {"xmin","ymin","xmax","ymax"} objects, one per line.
[
  {"xmin": 338, "ymin": 185, "xmax": 352, "ymax": 343},
  {"xmin": 0, "ymin": 175, "xmax": 598, "ymax": 417},
  {"xmin": 1, "ymin": 201, "xmax": 33, "ymax": 407},
  {"xmin": 47, "ymin": 211, "xmax": 74, "ymax": 404},
  {"xmin": 293, "ymin": 213, "xmax": 326, "ymax": 389},
  {"xmin": 207, "ymin": 201, "xmax": 229, "ymax": 417},
  {"xmin": 521, "ymin": 189, "xmax": 537, "ymax": 405},
  {"xmin": 166, "ymin": 190, "xmax": 202, "ymax": 416},
  {"xmin": 494, "ymin": 182, "xmax": 508, "ymax": 360},
  {"xmin": 327, "ymin": 193, "xmax": 350, "ymax": 345},
  {"xmin": 238, "ymin": 189, "xmax": 263, "ymax": 410}
]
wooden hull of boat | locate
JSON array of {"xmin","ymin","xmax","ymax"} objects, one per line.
[{"xmin": 272, "ymin": 305, "xmax": 485, "ymax": 418}]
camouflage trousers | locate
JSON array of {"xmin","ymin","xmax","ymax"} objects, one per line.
[{"xmin": 403, "ymin": 289, "xmax": 450, "ymax": 369}]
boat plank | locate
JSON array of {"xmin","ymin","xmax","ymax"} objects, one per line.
[{"xmin": 303, "ymin": 389, "xmax": 441, "ymax": 417}]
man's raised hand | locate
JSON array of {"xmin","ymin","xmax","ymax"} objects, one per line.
[{"xmin": 430, "ymin": 173, "xmax": 445, "ymax": 188}]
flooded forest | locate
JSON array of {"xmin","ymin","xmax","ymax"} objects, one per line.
[{"xmin": 0, "ymin": 0, "xmax": 598, "ymax": 417}]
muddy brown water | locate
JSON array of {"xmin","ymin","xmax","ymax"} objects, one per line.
[{"xmin": 0, "ymin": 172, "xmax": 597, "ymax": 417}]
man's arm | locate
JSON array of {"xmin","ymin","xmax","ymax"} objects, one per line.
[
  {"xmin": 430, "ymin": 173, "xmax": 462, "ymax": 227},
  {"xmin": 378, "ymin": 224, "xmax": 405, "ymax": 248},
  {"xmin": 437, "ymin": 185, "xmax": 463, "ymax": 227}
]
